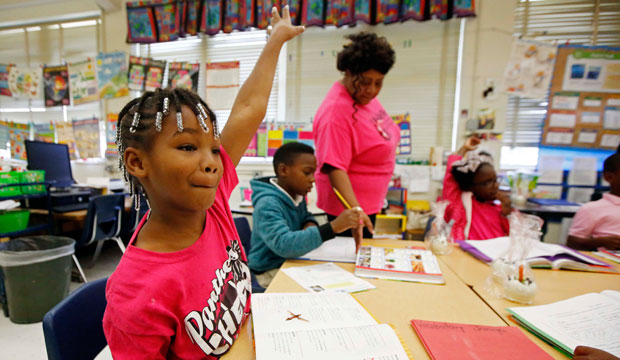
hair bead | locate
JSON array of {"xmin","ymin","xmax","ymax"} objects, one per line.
[
  {"xmin": 155, "ymin": 111, "xmax": 163, "ymax": 132},
  {"xmin": 176, "ymin": 111, "xmax": 184, "ymax": 132}
]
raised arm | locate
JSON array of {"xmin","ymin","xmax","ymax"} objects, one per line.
[{"xmin": 220, "ymin": 6, "xmax": 304, "ymax": 166}]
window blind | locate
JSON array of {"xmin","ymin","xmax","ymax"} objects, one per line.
[{"xmin": 504, "ymin": 0, "xmax": 620, "ymax": 149}]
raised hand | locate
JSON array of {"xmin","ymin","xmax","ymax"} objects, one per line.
[{"xmin": 268, "ymin": 6, "xmax": 305, "ymax": 43}]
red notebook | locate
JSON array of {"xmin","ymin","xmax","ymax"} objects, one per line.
[{"xmin": 410, "ymin": 319, "xmax": 553, "ymax": 360}]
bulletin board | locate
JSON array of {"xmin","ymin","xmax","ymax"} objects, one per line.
[{"xmin": 541, "ymin": 45, "xmax": 620, "ymax": 150}]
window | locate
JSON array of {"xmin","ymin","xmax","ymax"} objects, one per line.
[
  {"xmin": 136, "ymin": 30, "xmax": 281, "ymax": 131},
  {"xmin": 502, "ymin": 0, "xmax": 620, "ymax": 169}
]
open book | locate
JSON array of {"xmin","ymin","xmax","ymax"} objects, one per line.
[
  {"xmin": 507, "ymin": 291, "xmax": 620, "ymax": 357},
  {"xmin": 459, "ymin": 237, "xmax": 618, "ymax": 273},
  {"xmin": 595, "ymin": 248, "xmax": 620, "ymax": 264},
  {"xmin": 354, "ymin": 246, "xmax": 445, "ymax": 284},
  {"xmin": 252, "ymin": 292, "xmax": 410, "ymax": 360}
]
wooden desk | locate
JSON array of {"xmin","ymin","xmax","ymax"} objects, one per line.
[
  {"xmin": 438, "ymin": 245, "xmax": 620, "ymax": 358},
  {"xmin": 224, "ymin": 239, "xmax": 508, "ymax": 360}
]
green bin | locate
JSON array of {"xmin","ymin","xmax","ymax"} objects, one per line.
[{"xmin": 0, "ymin": 236, "xmax": 75, "ymax": 324}]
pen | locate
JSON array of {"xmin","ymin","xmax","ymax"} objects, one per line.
[{"xmin": 332, "ymin": 187, "xmax": 352, "ymax": 209}]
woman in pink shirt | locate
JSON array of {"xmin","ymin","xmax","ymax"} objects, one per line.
[
  {"xmin": 313, "ymin": 32, "xmax": 399, "ymax": 248},
  {"xmin": 442, "ymin": 136, "xmax": 512, "ymax": 240}
]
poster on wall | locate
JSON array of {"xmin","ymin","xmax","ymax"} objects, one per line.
[
  {"xmin": 144, "ymin": 59, "xmax": 166, "ymax": 91},
  {"xmin": 0, "ymin": 64, "xmax": 12, "ymax": 97},
  {"xmin": 97, "ymin": 51, "xmax": 129, "ymax": 99},
  {"xmin": 541, "ymin": 45, "xmax": 620, "ymax": 150},
  {"xmin": 8, "ymin": 66, "xmax": 41, "ymax": 99},
  {"xmin": 503, "ymin": 39, "xmax": 557, "ymax": 99},
  {"xmin": 0, "ymin": 121, "xmax": 10, "ymax": 150},
  {"xmin": 391, "ymin": 113, "xmax": 411, "ymax": 155},
  {"xmin": 69, "ymin": 59, "xmax": 98, "ymax": 105},
  {"xmin": 106, "ymin": 113, "xmax": 118, "ymax": 158},
  {"xmin": 168, "ymin": 62, "xmax": 200, "ymax": 91},
  {"xmin": 73, "ymin": 117, "xmax": 101, "ymax": 159},
  {"xmin": 128, "ymin": 56, "xmax": 148, "ymax": 91},
  {"xmin": 56, "ymin": 121, "xmax": 78, "ymax": 160},
  {"xmin": 43, "ymin": 64, "xmax": 71, "ymax": 107},
  {"xmin": 33, "ymin": 122, "xmax": 55, "ymax": 143},
  {"xmin": 206, "ymin": 61, "xmax": 240, "ymax": 110},
  {"xmin": 8, "ymin": 122, "xmax": 30, "ymax": 161}
]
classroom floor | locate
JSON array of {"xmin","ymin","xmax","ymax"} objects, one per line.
[{"xmin": 0, "ymin": 241, "xmax": 123, "ymax": 360}]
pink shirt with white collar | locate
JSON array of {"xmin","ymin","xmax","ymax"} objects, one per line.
[{"xmin": 569, "ymin": 193, "xmax": 620, "ymax": 239}]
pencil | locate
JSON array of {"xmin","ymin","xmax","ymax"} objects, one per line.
[{"xmin": 332, "ymin": 187, "xmax": 352, "ymax": 209}]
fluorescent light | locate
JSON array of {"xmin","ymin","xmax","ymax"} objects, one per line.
[
  {"xmin": 26, "ymin": 26, "xmax": 41, "ymax": 32},
  {"xmin": 0, "ymin": 107, "xmax": 47, "ymax": 113},
  {"xmin": 47, "ymin": 24, "xmax": 60, "ymax": 30},
  {"xmin": 61, "ymin": 20, "xmax": 97, "ymax": 29},
  {"xmin": 31, "ymin": 108, "xmax": 46, "ymax": 112},
  {"xmin": 0, "ymin": 28, "xmax": 24, "ymax": 36}
]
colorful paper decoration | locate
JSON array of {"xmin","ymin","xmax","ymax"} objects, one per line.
[
  {"xmin": 8, "ymin": 66, "xmax": 41, "ymax": 99},
  {"xmin": 69, "ymin": 59, "xmax": 98, "ymax": 105},
  {"xmin": 206, "ymin": 61, "xmax": 240, "ymax": 110},
  {"xmin": 73, "ymin": 116, "xmax": 101, "ymax": 159},
  {"xmin": 55, "ymin": 121, "xmax": 78, "ymax": 160},
  {"xmin": 376, "ymin": 0, "xmax": 400, "ymax": 24},
  {"xmin": 97, "ymin": 51, "xmax": 129, "ymax": 99},
  {"xmin": 0, "ymin": 64, "xmax": 12, "ymax": 97},
  {"xmin": 144, "ymin": 59, "xmax": 166, "ymax": 91},
  {"xmin": 154, "ymin": 1, "xmax": 180, "ymax": 42},
  {"xmin": 8, "ymin": 122, "xmax": 30, "ymax": 161},
  {"xmin": 33, "ymin": 122, "xmax": 55, "ymax": 143},
  {"xmin": 256, "ymin": 124, "xmax": 267, "ymax": 156},
  {"xmin": 325, "ymin": 0, "xmax": 354, "ymax": 27},
  {"xmin": 106, "ymin": 113, "xmax": 119, "ymax": 158},
  {"xmin": 244, "ymin": 134, "xmax": 258, "ymax": 157},
  {"xmin": 281, "ymin": 0, "xmax": 301, "ymax": 25},
  {"xmin": 128, "ymin": 56, "xmax": 148, "ymax": 91},
  {"xmin": 168, "ymin": 62, "xmax": 200, "ymax": 91},
  {"xmin": 454, "ymin": 0, "xmax": 475, "ymax": 17},
  {"xmin": 43, "ymin": 64, "xmax": 71, "ymax": 107},
  {"xmin": 256, "ymin": 0, "xmax": 279, "ymax": 29},
  {"xmin": 185, "ymin": 0, "xmax": 203, "ymax": 35},
  {"xmin": 401, "ymin": 0, "xmax": 429, "ymax": 21},
  {"xmin": 265, "ymin": 125, "xmax": 314, "ymax": 156},
  {"xmin": 224, "ymin": 0, "xmax": 255, "ymax": 32},
  {"xmin": 430, "ymin": 0, "xmax": 453, "ymax": 20},
  {"xmin": 201, "ymin": 0, "xmax": 223, "ymax": 35},
  {"xmin": 126, "ymin": 2, "xmax": 158, "ymax": 43},
  {"xmin": 392, "ymin": 113, "xmax": 412, "ymax": 155},
  {"xmin": 354, "ymin": 0, "xmax": 372, "ymax": 24},
  {"xmin": 301, "ymin": 0, "xmax": 325, "ymax": 27}
]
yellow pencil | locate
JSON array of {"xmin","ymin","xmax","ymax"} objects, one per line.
[{"xmin": 332, "ymin": 187, "xmax": 352, "ymax": 209}]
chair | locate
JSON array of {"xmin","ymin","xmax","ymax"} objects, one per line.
[
  {"xmin": 42, "ymin": 277, "xmax": 108, "ymax": 360},
  {"xmin": 72, "ymin": 194, "xmax": 126, "ymax": 282},
  {"xmin": 120, "ymin": 193, "xmax": 149, "ymax": 242},
  {"xmin": 233, "ymin": 217, "xmax": 265, "ymax": 293}
]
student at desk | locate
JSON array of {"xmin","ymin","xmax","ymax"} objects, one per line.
[
  {"xmin": 249, "ymin": 142, "xmax": 362, "ymax": 288},
  {"xmin": 567, "ymin": 152, "xmax": 620, "ymax": 251}
]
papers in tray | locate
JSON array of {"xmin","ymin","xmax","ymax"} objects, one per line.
[
  {"xmin": 296, "ymin": 236, "xmax": 357, "ymax": 263},
  {"xmin": 252, "ymin": 293, "xmax": 410, "ymax": 360},
  {"xmin": 459, "ymin": 237, "xmax": 617, "ymax": 273},
  {"xmin": 507, "ymin": 291, "xmax": 620, "ymax": 357},
  {"xmin": 281, "ymin": 262, "xmax": 375, "ymax": 293}
]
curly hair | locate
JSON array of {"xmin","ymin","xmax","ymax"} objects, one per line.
[{"xmin": 336, "ymin": 32, "xmax": 395, "ymax": 75}]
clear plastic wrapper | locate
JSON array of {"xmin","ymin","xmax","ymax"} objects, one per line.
[
  {"xmin": 484, "ymin": 211, "xmax": 543, "ymax": 304},
  {"xmin": 424, "ymin": 201, "xmax": 454, "ymax": 255}
]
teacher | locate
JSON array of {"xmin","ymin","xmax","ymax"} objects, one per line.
[{"xmin": 313, "ymin": 32, "xmax": 398, "ymax": 246}]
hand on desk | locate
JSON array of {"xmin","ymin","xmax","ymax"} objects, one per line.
[
  {"xmin": 352, "ymin": 212, "xmax": 374, "ymax": 252},
  {"xmin": 573, "ymin": 346, "xmax": 620, "ymax": 360}
]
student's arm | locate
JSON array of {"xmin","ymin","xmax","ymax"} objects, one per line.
[
  {"xmin": 567, "ymin": 235, "xmax": 620, "ymax": 251},
  {"xmin": 573, "ymin": 346, "xmax": 620, "ymax": 360},
  {"xmin": 220, "ymin": 7, "xmax": 304, "ymax": 166}
]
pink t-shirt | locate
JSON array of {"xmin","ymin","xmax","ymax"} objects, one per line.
[
  {"xmin": 313, "ymin": 81, "xmax": 399, "ymax": 215},
  {"xmin": 103, "ymin": 148, "xmax": 251, "ymax": 360},
  {"xmin": 569, "ymin": 193, "xmax": 620, "ymax": 239},
  {"xmin": 442, "ymin": 154, "xmax": 509, "ymax": 240}
]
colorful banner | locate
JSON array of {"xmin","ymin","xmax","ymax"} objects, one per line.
[
  {"xmin": 8, "ymin": 122, "xmax": 30, "ymax": 161},
  {"xmin": 33, "ymin": 122, "xmax": 55, "ymax": 143},
  {"xmin": 206, "ymin": 61, "xmax": 240, "ymax": 111},
  {"xmin": 0, "ymin": 64, "xmax": 12, "ymax": 97},
  {"xmin": 43, "ymin": 64, "xmax": 71, "ymax": 107},
  {"xmin": 144, "ymin": 59, "xmax": 166, "ymax": 91},
  {"xmin": 73, "ymin": 117, "xmax": 101, "ymax": 159},
  {"xmin": 8, "ymin": 66, "xmax": 41, "ymax": 99},
  {"xmin": 106, "ymin": 113, "xmax": 119, "ymax": 158},
  {"xmin": 126, "ymin": 3, "xmax": 158, "ymax": 43},
  {"xmin": 168, "ymin": 62, "xmax": 200, "ymax": 91},
  {"xmin": 503, "ymin": 39, "xmax": 557, "ymax": 99},
  {"xmin": 56, "ymin": 121, "xmax": 78, "ymax": 160},
  {"xmin": 97, "ymin": 51, "xmax": 129, "ymax": 99},
  {"xmin": 69, "ymin": 59, "xmax": 98, "ymax": 105}
]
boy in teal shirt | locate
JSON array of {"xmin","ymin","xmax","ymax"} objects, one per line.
[{"xmin": 249, "ymin": 142, "xmax": 361, "ymax": 287}]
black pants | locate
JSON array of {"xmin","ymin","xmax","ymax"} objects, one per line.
[{"xmin": 327, "ymin": 213, "xmax": 377, "ymax": 239}]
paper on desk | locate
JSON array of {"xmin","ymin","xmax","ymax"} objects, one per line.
[
  {"xmin": 0, "ymin": 200, "xmax": 20, "ymax": 210},
  {"xmin": 568, "ymin": 157, "xmax": 597, "ymax": 186},
  {"xmin": 538, "ymin": 155, "xmax": 564, "ymax": 184},
  {"xmin": 297, "ymin": 237, "xmax": 356, "ymax": 263},
  {"xmin": 281, "ymin": 262, "xmax": 375, "ymax": 293},
  {"xmin": 566, "ymin": 187, "xmax": 594, "ymax": 204}
]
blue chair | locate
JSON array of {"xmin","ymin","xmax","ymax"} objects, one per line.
[
  {"xmin": 42, "ymin": 277, "xmax": 108, "ymax": 360},
  {"xmin": 72, "ymin": 194, "xmax": 126, "ymax": 282},
  {"xmin": 120, "ymin": 193, "xmax": 149, "ymax": 241},
  {"xmin": 233, "ymin": 217, "xmax": 265, "ymax": 293}
]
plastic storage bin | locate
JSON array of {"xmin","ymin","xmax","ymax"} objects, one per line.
[
  {"xmin": 20, "ymin": 170, "xmax": 46, "ymax": 195},
  {"xmin": 0, "ymin": 210, "xmax": 30, "ymax": 234},
  {"xmin": 0, "ymin": 236, "xmax": 75, "ymax": 324},
  {"xmin": 0, "ymin": 172, "xmax": 21, "ymax": 197}
]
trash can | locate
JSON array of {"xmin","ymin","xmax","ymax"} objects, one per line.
[{"xmin": 0, "ymin": 236, "xmax": 75, "ymax": 324}]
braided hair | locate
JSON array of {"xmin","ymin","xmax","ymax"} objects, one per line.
[{"xmin": 116, "ymin": 88, "xmax": 218, "ymax": 211}]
